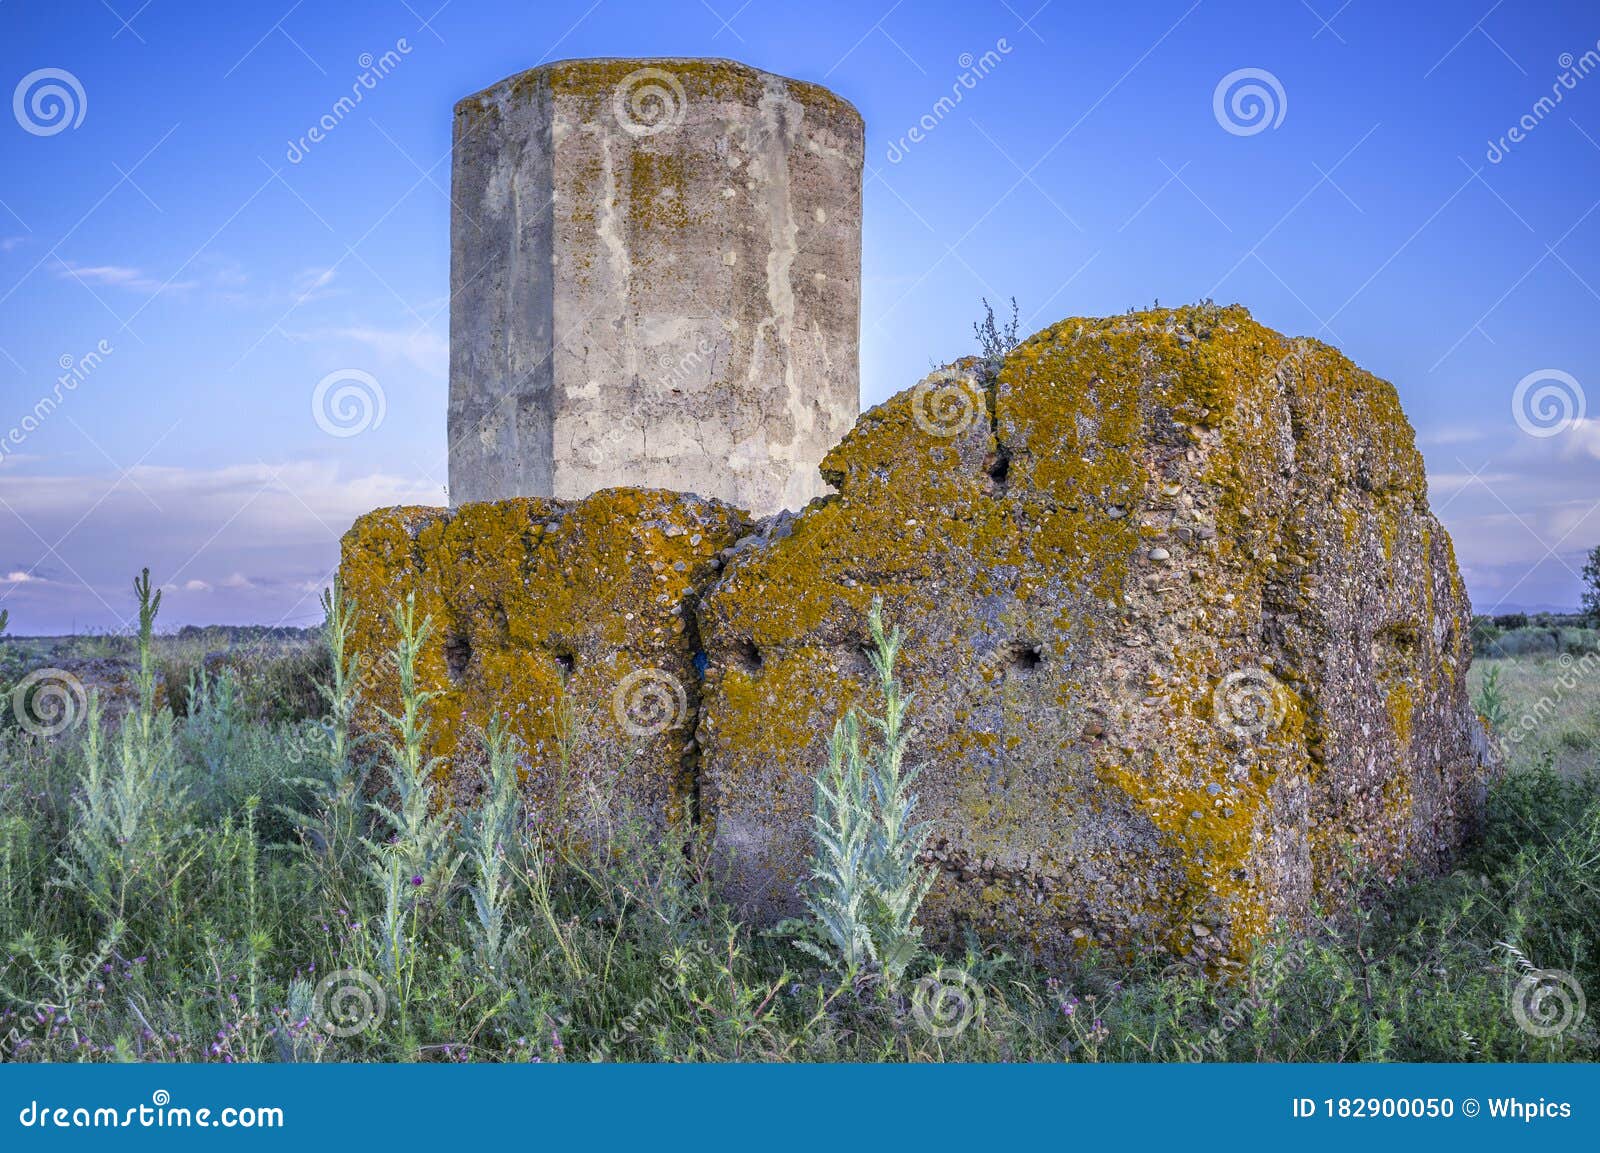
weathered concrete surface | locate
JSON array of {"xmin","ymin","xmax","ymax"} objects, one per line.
[
  {"xmin": 695, "ymin": 304, "xmax": 1492, "ymax": 965},
  {"xmin": 347, "ymin": 304, "xmax": 1492, "ymax": 965},
  {"xmin": 448, "ymin": 58, "xmax": 864, "ymax": 517},
  {"xmin": 339, "ymin": 490, "xmax": 749, "ymax": 836}
]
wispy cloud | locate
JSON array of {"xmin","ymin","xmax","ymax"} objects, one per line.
[
  {"xmin": 1425, "ymin": 424, "xmax": 1600, "ymax": 611},
  {"xmin": 293, "ymin": 266, "xmax": 340, "ymax": 303},
  {"xmin": 0, "ymin": 462, "xmax": 440, "ymax": 632},
  {"xmin": 208, "ymin": 262, "xmax": 345, "ymax": 310},
  {"xmin": 287, "ymin": 322, "xmax": 447, "ymax": 379},
  {"xmin": 52, "ymin": 261, "xmax": 194, "ymax": 293},
  {"xmin": 1556, "ymin": 419, "xmax": 1600, "ymax": 461},
  {"xmin": 1416, "ymin": 424, "xmax": 1487, "ymax": 447}
]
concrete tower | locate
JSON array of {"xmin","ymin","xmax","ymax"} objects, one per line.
[{"xmin": 447, "ymin": 58, "xmax": 864, "ymax": 516}]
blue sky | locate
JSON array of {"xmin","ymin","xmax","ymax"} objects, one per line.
[{"xmin": 1, "ymin": 0, "xmax": 1597, "ymax": 633}]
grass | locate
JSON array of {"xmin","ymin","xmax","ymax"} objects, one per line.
[
  {"xmin": 1469, "ymin": 636, "xmax": 1600, "ymax": 779},
  {"xmin": 0, "ymin": 588, "xmax": 1595, "ymax": 1062}
]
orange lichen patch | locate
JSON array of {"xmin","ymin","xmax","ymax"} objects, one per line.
[{"xmin": 339, "ymin": 489, "xmax": 750, "ymax": 833}]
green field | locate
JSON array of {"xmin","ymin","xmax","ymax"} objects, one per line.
[{"xmin": 0, "ymin": 597, "xmax": 1595, "ymax": 1063}]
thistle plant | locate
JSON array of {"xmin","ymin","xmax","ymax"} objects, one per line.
[
  {"xmin": 1476, "ymin": 664, "xmax": 1509, "ymax": 734},
  {"xmin": 0, "ymin": 809, "xmax": 37, "ymax": 936},
  {"xmin": 464, "ymin": 714, "xmax": 525, "ymax": 981},
  {"xmin": 61, "ymin": 571, "xmax": 188, "ymax": 924},
  {"xmin": 283, "ymin": 579, "xmax": 370, "ymax": 896},
  {"xmin": 185, "ymin": 663, "xmax": 242, "ymax": 779},
  {"xmin": 858, "ymin": 601, "xmax": 935, "ymax": 982},
  {"xmin": 130, "ymin": 569, "xmax": 162, "ymax": 752},
  {"xmin": 799, "ymin": 599, "xmax": 935, "ymax": 986},
  {"xmin": 60, "ymin": 690, "xmax": 115, "ymax": 915},
  {"xmin": 365, "ymin": 593, "xmax": 461, "ymax": 981},
  {"xmin": 318, "ymin": 577, "xmax": 364, "ymax": 772},
  {"xmin": 277, "ymin": 976, "xmax": 319, "ymax": 1063},
  {"xmin": 0, "ymin": 920, "xmax": 124, "ymax": 1036},
  {"xmin": 796, "ymin": 714, "xmax": 876, "ymax": 976}
]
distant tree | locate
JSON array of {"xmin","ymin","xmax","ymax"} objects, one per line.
[
  {"xmin": 1493, "ymin": 612, "xmax": 1529, "ymax": 631},
  {"xmin": 1584, "ymin": 545, "xmax": 1600, "ymax": 623}
]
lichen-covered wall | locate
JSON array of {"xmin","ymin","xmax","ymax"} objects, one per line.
[
  {"xmin": 448, "ymin": 57, "xmax": 864, "ymax": 517},
  {"xmin": 698, "ymin": 304, "xmax": 1490, "ymax": 965},
  {"xmin": 346, "ymin": 305, "xmax": 1492, "ymax": 966},
  {"xmin": 340, "ymin": 490, "xmax": 749, "ymax": 836}
]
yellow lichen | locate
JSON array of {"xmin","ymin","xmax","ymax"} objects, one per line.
[{"xmin": 339, "ymin": 490, "xmax": 749, "ymax": 830}]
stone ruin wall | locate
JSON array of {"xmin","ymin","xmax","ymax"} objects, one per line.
[
  {"xmin": 344, "ymin": 60, "xmax": 1494, "ymax": 966},
  {"xmin": 350, "ymin": 299, "xmax": 1495, "ymax": 965}
]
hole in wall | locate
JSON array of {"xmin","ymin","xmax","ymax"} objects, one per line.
[
  {"xmin": 736, "ymin": 638, "xmax": 763, "ymax": 672},
  {"xmin": 1003, "ymin": 641, "xmax": 1043, "ymax": 675},
  {"xmin": 986, "ymin": 448, "xmax": 1011, "ymax": 494},
  {"xmin": 552, "ymin": 648, "xmax": 577, "ymax": 677},
  {"xmin": 1378, "ymin": 622, "xmax": 1420, "ymax": 653},
  {"xmin": 444, "ymin": 629, "xmax": 473, "ymax": 683}
]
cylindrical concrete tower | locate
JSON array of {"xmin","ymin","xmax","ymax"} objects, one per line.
[{"xmin": 447, "ymin": 58, "xmax": 864, "ymax": 517}]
